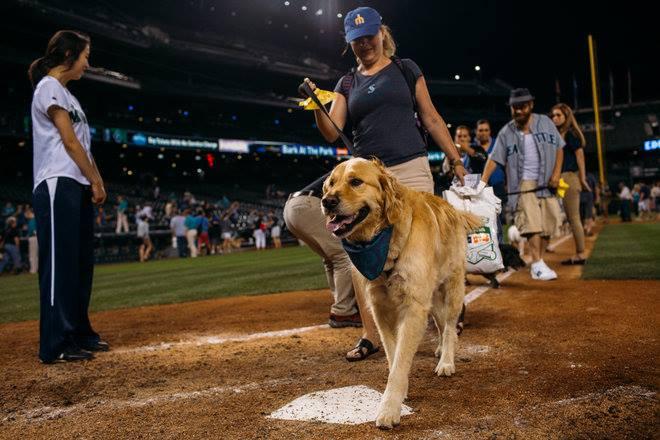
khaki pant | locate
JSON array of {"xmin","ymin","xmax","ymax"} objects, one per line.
[
  {"xmin": 186, "ymin": 229, "xmax": 198, "ymax": 258},
  {"xmin": 561, "ymin": 171, "xmax": 585, "ymax": 253},
  {"xmin": 515, "ymin": 180, "xmax": 561, "ymax": 238},
  {"xmin": 28, "ymin": 236, "xmax": 39, "ymax": 274},
  {"xmin": 116, "ymin": 212, "xmax": 129, "ymax": 233},
  {"xmin": 284, "ymin": 195, "xmax": 356, "ymax": 316},
  {"xmin": 387, "ymin": 156, "xmax": 434, "ymax": 194}
]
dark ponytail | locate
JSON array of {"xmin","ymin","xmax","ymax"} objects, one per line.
[{"xmin": 28, "ymin": 30, "xmax": 90, "ymax": 88}]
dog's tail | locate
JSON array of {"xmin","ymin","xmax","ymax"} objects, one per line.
[{"xmin": 458, "ymin": 211, "xmax": 483, "ymax": 233}]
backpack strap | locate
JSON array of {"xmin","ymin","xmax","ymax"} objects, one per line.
[
  {"xmin": 391, "ymin": 56, "xmax": 428, "ymax": 147},
  {"xmin": 390, "ymin": 56, "xmax": 419, "ymax": 112},
  {"xmin": 339, "ymin": 67, "xmax": 356, "ymax": 100}
]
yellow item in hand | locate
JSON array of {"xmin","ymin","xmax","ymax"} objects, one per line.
[
  {"xmin": 298, "ymin": 89, "xmax": 337, "ymax": 110},
  {"xmin": 556, "ymin": 178, "xmax": 569, "ymax": 198}
]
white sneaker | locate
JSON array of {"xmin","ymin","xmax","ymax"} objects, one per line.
[{"xmin": 530, "ymin": 260, "xmax": 557, "ymax": 281}]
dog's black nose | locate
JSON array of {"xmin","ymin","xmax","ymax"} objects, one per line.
[{"xmin": 322, "ymin": 195, "xmax": 339, "ymax": 211}]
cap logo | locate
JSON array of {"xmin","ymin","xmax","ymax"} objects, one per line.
[{"xmin": 354, "ymin": 14, "xmax": 365, "ymax": 25}]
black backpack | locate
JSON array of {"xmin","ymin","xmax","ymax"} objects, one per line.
[{"xmin": 338, "ymin": 56, "xmax": 429, "ymax": 147}]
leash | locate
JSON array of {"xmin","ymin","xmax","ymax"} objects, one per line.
[
  {"xmin": 298, "ymin": 81, "xmax": 354, "ymax": 150},
  {"xmin": 506, "ymin": 186, "xmax": 551, "ymax": 196}
]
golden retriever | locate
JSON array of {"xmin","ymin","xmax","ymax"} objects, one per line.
[{"xmin": 321, "ymin": 158, "xmax": 482, "ymax": 429}]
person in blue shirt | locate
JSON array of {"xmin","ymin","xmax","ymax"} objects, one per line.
[{"xmin": 475, "ymin": 120, "xmax": 507, "ymax": 239}]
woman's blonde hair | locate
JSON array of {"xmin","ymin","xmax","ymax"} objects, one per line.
[
  {"xmin": 552, "ymin": 103, "xmax": 586, "ymax": 148},
  {"xmin": 346, "ymin": 25, "xmax": 397, "ymax": 62},
  {"xmin": 381, "ymin": 25, "xmax": 396, "ymax": 58}
]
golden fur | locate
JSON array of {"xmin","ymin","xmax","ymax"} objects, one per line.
[{"xmin": 322, "ymin": 158, "xmax": 481, "ymax": 429}]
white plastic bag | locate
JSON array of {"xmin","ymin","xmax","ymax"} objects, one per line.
[{"xmin": 443, "ymin": 176, "xmax": 504, "ymax": 274}]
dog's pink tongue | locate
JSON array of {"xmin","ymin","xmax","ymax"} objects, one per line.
[{"xmin": 326, "ymin": 214, "xmax": 355, "ymax": 233}]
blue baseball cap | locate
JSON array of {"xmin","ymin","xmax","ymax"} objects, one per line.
[{"xmin": 343, "ymin": 7, "xmax": 382, "ymax": 43}]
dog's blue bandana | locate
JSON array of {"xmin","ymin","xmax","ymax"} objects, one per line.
[{"xmin": 342, "ymin": 226, "xmax": 393, "ymax": 281}]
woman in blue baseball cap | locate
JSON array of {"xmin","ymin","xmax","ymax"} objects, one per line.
[{"xmin": 301, "ymin": 6, "xmax": 466, "ymax": 362}]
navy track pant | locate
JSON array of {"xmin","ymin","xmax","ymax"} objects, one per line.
[{"xmin": 33, "ymin": 177, "xmax": 99, "ymax": 362}]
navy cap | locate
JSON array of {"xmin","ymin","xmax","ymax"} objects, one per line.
[
  {"xmin": 509, "ymin": 88, "xmax": 535, "ymax": 105},
  {"xmin": 344, "ymin": 7, "xmax": 382, "ymax": 43}
]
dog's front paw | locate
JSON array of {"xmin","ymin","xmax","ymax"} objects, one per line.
[
  {"xmin": 375, "ymin": 401, "xmax": 401, "ymax": 429},
  {"xmin": 434, "ymin": 361, "xmax": 455, "ymax": 376}
]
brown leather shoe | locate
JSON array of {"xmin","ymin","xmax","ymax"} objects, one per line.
[{"xmin": 329, "ymin": 312, "xmax": 362, "ymax": 328}]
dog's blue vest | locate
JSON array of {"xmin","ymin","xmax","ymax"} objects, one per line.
[{"xmin": 341, "ymin": 226, "xmax": 393, "ymax": 281}]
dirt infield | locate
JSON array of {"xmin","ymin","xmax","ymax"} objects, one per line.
[{"xmin": 0, "ymin": 229, "xmax": 658, "ymax": 439}]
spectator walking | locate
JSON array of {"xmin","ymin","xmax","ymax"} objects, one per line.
[
  {"xmin": 253, "ymin": 223, "xmax": 266, "ymax": 250},
  {"xmin": 284, "ymin": 176, "xmax": 361, "ymax": 332},
  {"xmin": 302, "ymin": 6, "xmax": 468, "ymax": 360},
  {"xmin": 220, "ymin": 212, "xmax": 234, "ymax": 254},
  {"xmin": 136, "ymin": 215, "xmax": 152, "ymax": 262},
  {"xmin": 481, "ymin": 88, "xmax": 564, "ymax": 281},
  {"xmin": 184, "ymin": 209, "xmax": 199, "ymax": 257},
  {"xmin": 26, "ymin": 207, "xmax": 39, "ymax": 274},
  {"xmin": 551, "ymin": 103, "xmax": 591, "ymax": 265},
  {"xmin": 115, "ymin": 195, "xmax": 129, "ymax": 233},
  {"xmin": 170, "ymin": 209, "xmax": 187, "ymax": 257},
  {"xmin": 197, "ymin": 210, "xmax": 211, "ymax": 256},
  {"xmin": 618, "ymin": 182, "xmax": 632, "ymax": 222}
]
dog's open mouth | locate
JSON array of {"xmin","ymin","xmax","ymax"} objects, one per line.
[{"xmin": 326, "ymin": 206, "xmax": 370, "ymax": 237}]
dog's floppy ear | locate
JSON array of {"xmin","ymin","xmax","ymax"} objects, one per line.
[{"xmin": 371, "ymin": 158, "xmax": 403, "ymax": 225}]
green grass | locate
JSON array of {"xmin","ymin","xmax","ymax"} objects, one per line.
[
  {"xmin": 583, "ymin": 223, "xmax": 660, "ymax": 280},
  {"xmin": 0, "ymin": 246, "xmax": 328, "ymax": 324}
]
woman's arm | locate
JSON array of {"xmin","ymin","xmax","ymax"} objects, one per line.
[
  {"xmin": 303, "ymin": 78, "xmax": 348, "ymax": 143},
  {"xmin": 575, "ymin": 148, "xmax": 591, "ymax": 191},
  {"xmin": 414, "ymin": 76, "xmax": 466, "ymax": 183},
  {"xmin": 549, "ymin": 147, "xmax": 564, "ymax": 188},
  {"xmin": 48, "ymin": 106, "xmax": 106, "ymax": 204}
]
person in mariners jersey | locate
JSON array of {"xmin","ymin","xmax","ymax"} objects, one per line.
[
  {"xmin": 296, "ymin": 6, "xmax": 466, "ymax": 361},
  {"xmin": 480, "ymin": 88, "xmax": 564, "ymax": 281},
  {"xmin": 29, "ymin": 30, "xmax": 109, "ymax": 363}
]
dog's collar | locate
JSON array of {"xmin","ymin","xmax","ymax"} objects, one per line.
[{"xmin": 342, "ymin": 226, "xmax": 393, "ymax": 281}]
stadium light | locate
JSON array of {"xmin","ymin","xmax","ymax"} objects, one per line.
[
  {"xmin": 315, "ymin": 9, "xmax": 323, "ymax": 16},
  {"xmin": 474, "ymin": 65, "xmax": 481, "ymax": 71},
  {"xmin": 337, "ymin": 13, "xmax": 343, "ymax": 18},
  {"xmin": 284, "ymin": 1, "xmax": 289, "ymax": 5},
  {"xmin": 301, "ymin": 6, "xmax": 307, "ymax": 11},
  {"xmin": 454, "ymin": 74, "xmax": 460, "ymax": 80}
]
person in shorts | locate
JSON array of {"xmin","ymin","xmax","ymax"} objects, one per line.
[{"xmin": 480, "ymin": 88, "xmax": 565, "ymax": 281}]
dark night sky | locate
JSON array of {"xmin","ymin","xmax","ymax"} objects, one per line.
[
  {"xmin": 4, "ymin": 0, "xmax": 657, "ymax": 110},
  {"xmin": 102, "ymin": 0, "xmax": 657, "ymax": 108}
]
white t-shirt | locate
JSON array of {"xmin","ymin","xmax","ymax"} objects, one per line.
[
  {"xmin": 619, "ymin": 186, "xmax": 632, "ymax": 200},
  {"xmin": 31, "ymin": 76, "xmax": 92, "ymax": 190},
  {"xmin": 271, "ymin": 225, "xmax": 281, "ymax": 238},
  {"xmin": 137, "ymin": 219, "xmax": 150, "ymax": 238},
  {"xmin": 521, "ymin": 133, "xmax": 540, "ymax": 181}
]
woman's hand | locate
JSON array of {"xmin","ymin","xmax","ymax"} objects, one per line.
[
  {"xmin": 580, "ymin": 177, "xmax": 592, "ymax": 192},
  {"xmin": 92, "ymin": 182, "xmax": 107, "ymax": 205},
  {"xmin": 548, "ymin": 173, "xmax": 561, "ymax": 188},
  {"xmin": 454, "ymin": 164, "xmax": 467, "ymax": 185}
]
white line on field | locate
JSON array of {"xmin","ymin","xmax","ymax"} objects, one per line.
[
  {"xmin": 4, "ymin": 378, "xmax": 292, "ymax": 423},
  {"xmin": 121, "ymin": 235, "xmax": 574, "ymax": 354},
  {"xmin": 117, "ymin": 324, "xmax": 329, "ymax": 354}
]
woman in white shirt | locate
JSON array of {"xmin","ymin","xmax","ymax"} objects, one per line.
[{"xmin": 29, "ymin": 30, "xmax": 108, "ymax": 364}]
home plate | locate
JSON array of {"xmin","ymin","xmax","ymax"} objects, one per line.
[{"xmin": 268, "ymin": 385, "xmax": 413, "ymax": 425}]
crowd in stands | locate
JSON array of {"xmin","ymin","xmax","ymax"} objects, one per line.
[
  {"xmin": 0, "ymin": 184, "xmax": 287, "ymax": 273},
  {"xmin": 1, "ymin": 174, "xmax": 659, "ymax": 274}
]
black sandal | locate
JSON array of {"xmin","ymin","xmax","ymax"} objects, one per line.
[{"xmin": 346, "ymin": 338, "xmax": 379, "ymax": 362}]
